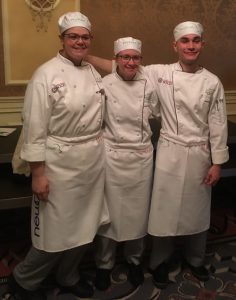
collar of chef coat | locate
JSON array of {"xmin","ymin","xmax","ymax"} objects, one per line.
[{"xmin": 174, "ymin": 61, "xmax": 204, "ymax": 74}]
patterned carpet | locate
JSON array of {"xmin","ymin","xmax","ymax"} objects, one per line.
[{"xmin": 1, "ymin": 241, "xmax": 236, "ymax": 299}]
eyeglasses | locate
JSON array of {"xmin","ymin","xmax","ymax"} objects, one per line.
[
  {"xmin": 63, "ymin": 33, "xmax": 92, "ymax": 42},
  {"xmin": 117, "ymin": 55, "xmax": 142, "ymax": 63}
]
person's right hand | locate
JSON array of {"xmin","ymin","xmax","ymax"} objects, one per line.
[{"xmin": 32, "ymin": 174, "xmax": 49, "ymax": 201}]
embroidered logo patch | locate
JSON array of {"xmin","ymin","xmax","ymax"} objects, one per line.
[
  {"xmin": 51, "ymin": 82, "xmax": 65, "ymax": 93},
  {"xmin": 158, "ymin": 77, "xmax": 172, "ymax": 85}
]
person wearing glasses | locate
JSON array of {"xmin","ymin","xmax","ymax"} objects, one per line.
[
  {"xmin": 85, "ymin": 21, "xmax": 228, "ymax": 289},
  {"xmin": 93, "ymin": 37, "xmax": 159, "ymax": 291},
  {"xmin": 3, "ymin": 12, "xmax": 109, "ymax": 300}
]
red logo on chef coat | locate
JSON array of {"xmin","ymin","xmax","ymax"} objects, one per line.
[{"xmin": 158, "ymin": 77, "xmax": 172, "ymax": 85}]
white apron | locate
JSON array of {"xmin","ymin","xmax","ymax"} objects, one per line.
[
  {"xmin": 148, "ymin": 137, "xmax": 211, "ymax": 236},
  {"xmin": 98, "ymin": 72, "xmax": 158, "ymax": 241},
  {"xmin": 98, "ymin": 145, "xmax": 153, "ymax": 241},
  {"xmin": 31, "ymin": 135, "xmax": 109, "ymax": 251}
]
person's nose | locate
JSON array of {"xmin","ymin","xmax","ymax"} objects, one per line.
[
  {"xmin": 127, "ymin": 58, "xmax": 136, "ymax": 65},
  {"xmin": 188, "ymin": 41, "xmax": 194, "ymax": 49},
  {"xmin": 76, "ymin": 37, "xmax": 85, "ymax": 44}
]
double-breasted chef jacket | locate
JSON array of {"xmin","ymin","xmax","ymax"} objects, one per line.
[
  {"xmin": 21, "ymin": 53, "xmax": 109, "ymax": 252},
  {"xmin": 143, "ymin": 62, "xmax": 229, "ymax": 236},
  {"xmin": 98, "ymin": 70, "xmax": 159, "ymax": 241}
]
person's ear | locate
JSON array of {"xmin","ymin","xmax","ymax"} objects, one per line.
[
  {"xmin": 173, "ymin": 41, "xmax": 178, "ymax": 53},
  {"xmin": 201, "ymin": 39, "xmax": 205, "ymax": 49}
]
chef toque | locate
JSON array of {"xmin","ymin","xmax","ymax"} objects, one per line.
[
  {"xmin": 173, "ymin": 21, "xmax": 203, "ymax": 41},
  {"xmin": 114, "ymin": 37, "xmax": 142, "ymax": 55},
  {"xmin": 58, "ymin": 12, "xmax": 91, "ymax": 34}
]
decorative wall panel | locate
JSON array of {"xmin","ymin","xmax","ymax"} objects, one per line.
[
  {"xmin": 2, "ymin": 0, "xmax": 80, "ymax": 85},
  {"xmin": 81, "ymin": 0, "xmax": 236, "ymax": 90}
]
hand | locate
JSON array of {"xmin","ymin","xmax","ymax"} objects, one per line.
[
  {"xmin": 32, "ymin": 174, "xmax": 49, "ymax": 201},
  {"xmin": 203, "ymin": 164, "xmax": 221, "ymax": 186}
]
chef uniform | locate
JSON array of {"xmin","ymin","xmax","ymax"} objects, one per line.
[
  {"xmin": 143, "ymin": 22, "xmax": 229, "ymax": 271},
  {"xmin": 95, "ymin": 38, "xmax": 159, "ymax": 274},
  {"xmin": 12, "ymin": 12, "xmax": 109, "ymax": 293}
]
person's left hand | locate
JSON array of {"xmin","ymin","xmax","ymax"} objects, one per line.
[{"xmin": 203, "ymin": 164, "xmax": 221, "ymax": 186}]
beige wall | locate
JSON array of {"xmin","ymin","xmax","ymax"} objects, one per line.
[
  {"xmin": 0, "ymin": 0, "xmax": 236, "ymax": 125},
  {"xmin": 1, "ymin": 0, "xmax": 79, "ymax": 85}
]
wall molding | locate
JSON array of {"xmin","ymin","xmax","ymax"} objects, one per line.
[
  {"xmin": 0, "ymin": 91, "xmax": 236, "ymax": 125},
  {"xmin": 0, "ymin": 96, "xmax": 24, "ymax": 112},
  {"xmin": 0, "ymin": 96, "xmax": 24, "ymax": 125}
]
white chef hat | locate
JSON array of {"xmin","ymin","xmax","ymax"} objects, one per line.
[
  {"xmin": 58, "ymin": 12, "xmax": 91, "ymax": 34},
  {"xmin": 173, "ymin": 21, "xmax": 203, "ymax": 41},
  {"xmin": 114, "ymin": 37, "xmax": 142, "ymax": 55}
]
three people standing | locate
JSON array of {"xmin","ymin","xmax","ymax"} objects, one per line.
[{"xmin": 4, "ymin": 12, "xmax": 229, "ymax": 300}]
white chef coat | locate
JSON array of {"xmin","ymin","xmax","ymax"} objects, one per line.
[
  {"xmin": 144, "ymin": 62, "xmax": 229, "ymax": 236},
  {"xmin": 21, "ymin": 53, "xmax": 109, "ymax": 252},
  {"xmin": 98, "ymin": 70, "xmax": 159, "ymax": 241}
]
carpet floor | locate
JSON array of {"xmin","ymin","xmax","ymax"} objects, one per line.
[{"xmin": 1, "ymin": 241, "xmax": 236, "ymax": 299}]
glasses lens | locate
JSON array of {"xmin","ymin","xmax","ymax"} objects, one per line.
[
  {"xmin": 119, "ymin": 55, "xmax": 142, "ymax": 62},
  {"xmin": 64, "ymin": 34, "xmax": 91, "ymax": 41},
  {"xmin": 132, "ymin": 56, "xmax": 142, "ymax": 62}
]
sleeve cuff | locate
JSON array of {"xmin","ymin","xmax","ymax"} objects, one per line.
[
  {"xmin": 20, "ymin": 143, "xmax": 46, "ymax": 162},
  {"xmin": 211, "ymin": 147, "xmax": 229, "ymax": 165}
]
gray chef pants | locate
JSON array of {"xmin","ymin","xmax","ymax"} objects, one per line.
[
  {"xmin": 95, "ymin": 236, "xmax": 145, "ymax": 270},
  {"xmin": 149, "ymin": 231, "xmax": 207, "ymax": 270},
  {"xmin": 13, "ymin": 244, "xmax": 89, "ymax": 291}
]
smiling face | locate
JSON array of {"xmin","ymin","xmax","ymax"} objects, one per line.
[
  {"xmin": 173, "ymin": 34, "xmax": 204, "ymax": 71},
  {"xmin": 60, "ymin": 26, "xmax": 91, "ymax": 66},
  {"xmin": 115, "ymin": 49, "xmax": 142, "ymax": 80}
]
